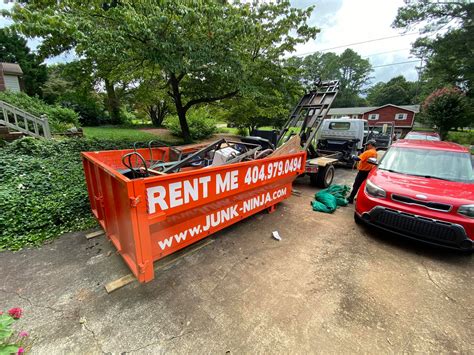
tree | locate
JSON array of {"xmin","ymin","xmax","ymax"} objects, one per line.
[
  {"xmin": 287, "ymin": 49, "xmax": 372, "ymax": 107},
  {"xmin": 367, "ymin": 76, "xmax": 419, "ymax": 106},
  {"xmin": 393, "ymin": 1, "xmax": 472, "ymax": 33},
  {"xmin": 394, "ymin": 1, "xmax": 474, "ymax": 97},
  {"xmin": 5, "ymin": 2, "xmax": 133, "ymax": 124},
  {"xmin": 422, "ymin": 87, "xmax": 470, "ymax": 139},
  {"xmin": 0, "ymin": 28, "xmax": 47, "ymax": 96},
  {"xmin": 225, "ymin": 92, "xmax": 294, "ymax": 134},
  {"xmin": 337, "ymin": 49, "xmax": 372, "ymax": 103},
  {"xmin": 5, "ymin": 1, "xmax": 317, "ymax": 142},
  {"xmin": 224, "ymin": 46, "xmax": 304, "ymax": 134},
  {"xmin": 129, "ymin": 78, "xmax": 172, "ymax": 127},
  {"xmin": 42, "ymin": 62, "xmax": 109, "ymax": 126},
  {"xmin": 286, "ymin": 52, "xmax": 340, "ymax": 89},
  {"xmin": 41, "ymin": 65, "xmax": 73, "ymax": 105}
]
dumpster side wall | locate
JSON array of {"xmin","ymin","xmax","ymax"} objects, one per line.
[{"xmin": 82, "ymin": 155, "xmax": 144, "ymax": 279}]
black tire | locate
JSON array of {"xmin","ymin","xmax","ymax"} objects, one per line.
[{"xmin": 310, "ymin": 165, "xmax": 335, "ymax": 188}]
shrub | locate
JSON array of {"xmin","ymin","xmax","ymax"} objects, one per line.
[
  {"xmin": 446, "ymin": 130, "xmax": 474, "ymax": 145},
  {"xmin": 237, "ymin": 127, "xmax": 248, "ymax": 136},
  {"xmin": 119, "ymin": 108, "xmax": 137, "ymax": 125},
  {"xmin": 0, "ymin": 307, "xmax": 29, "ymax": 354},
  {"xmin": 0, "ymin": 137, "xmax": 151, "ymax": 251},
  {"xmin": 422, "ymin": 87, "xmax": 469, "ymax": 139},
  {"xmin": 165, "ymin": 107, "xmax": 217, "ymax": 141},
  {"xmin": 0, "ymin": 90, "xmax": 79, "ymax": 132},
  {"xmin": 59, "ymin": 92, "xmax": 108, "ymax": 126}
]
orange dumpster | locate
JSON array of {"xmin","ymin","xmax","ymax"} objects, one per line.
[{"xmin": 82, "ymin": 144, "xmax": 305, "ymax": 283}]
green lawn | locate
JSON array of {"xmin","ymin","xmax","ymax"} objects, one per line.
[
  {"xmin": 83, "ymin": 126, "xmax": 176, "ymax": 143},
  {"xmin": 217, "ymin": 126, "xmax": 282, "ymax": 135},
  {"xmin": 217, "ymin": 126, "xmax": 242, "ymax": 135}
]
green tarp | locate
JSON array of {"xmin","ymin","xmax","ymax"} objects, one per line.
[{"xmin": 311, "ymin": 185, "xmax": 351, "ymax": 213}]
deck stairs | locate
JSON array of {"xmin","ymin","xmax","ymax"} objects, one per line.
[{"xmin": 0, "ymin": 100, "xmax": 51, "ymax": 140}]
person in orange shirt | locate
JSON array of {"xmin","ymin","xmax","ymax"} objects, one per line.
[{"xmin": 347, "ymin": 139, "xmax": 378, "ymax": 204}]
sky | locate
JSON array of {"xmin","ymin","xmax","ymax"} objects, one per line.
[
  {"xmin": 0, "ymin": 0, "xmax": 432, "ymax": 86},
  {"xmin": 291, "ymin": 0, "xmax": 425, "ymax": 84}
]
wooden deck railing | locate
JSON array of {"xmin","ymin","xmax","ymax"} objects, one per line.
[{"xmin": 0, "ymin": 100, "xmax": 51, "ymax": 139}]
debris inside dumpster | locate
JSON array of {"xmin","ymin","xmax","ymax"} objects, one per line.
[
  {"xmin": 269, "ymin": 135, "xmax": 302, "ymax": 157},
  {"xmin": 134, "ymin": 140, "xmax": 183, "ymax": 166},
  {"xmin": 224, "ymin": 146, "xmax": 261, "ymax": 165},
  {"xmin": 119, "ymin": 138, "xmax": 272, "ymax": 179},
  {"xmin": 121, "ymin": 151, "xmax": 150, "ymax": 179},
  {"xmin": 211, "ymin": 146, "xmax": 240, "ymax": 166}
]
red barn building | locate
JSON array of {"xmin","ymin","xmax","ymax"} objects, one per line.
[{"xmin": 327, "ymin": 104, "xmax": 420, "ymax": 137}]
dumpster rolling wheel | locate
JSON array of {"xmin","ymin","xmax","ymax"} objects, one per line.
[{"xmin": 310, "ymin": 165, "xmax": 335, "ymax": 188}]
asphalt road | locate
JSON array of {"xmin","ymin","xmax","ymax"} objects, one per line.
[{"xmin": 1, "ymin": 168, "xmax": 472, "ymax": 353}]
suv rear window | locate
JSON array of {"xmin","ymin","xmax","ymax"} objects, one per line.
[{"xmin": 329, "ymin": 122, "xmax": 350, "ymax": 130}]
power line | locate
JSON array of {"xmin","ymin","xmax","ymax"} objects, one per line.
[
  {"xmin": 363, "ymin": 48, "xmax": 411, "ymax": 58},
  {"xmin": 371, "ymin": 60, "xmax": 420, "ymax": 69},
  {"xmin": 294, "ymin": 32, "xmax": 419, "ymax": 57},
  {"xmin": 293, "ymin": 26, "xmax": 451, "ymax": 58},
  {"xmin": 319, "ymin": 32, "xmax": 419, "ymax": 52}
]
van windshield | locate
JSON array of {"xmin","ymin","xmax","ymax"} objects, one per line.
[{"xmin": 379, "ymin": 147, "xmax": 474, "ymax": 183}]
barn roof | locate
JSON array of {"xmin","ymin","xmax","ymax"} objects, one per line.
[
  {"xmin": 328, "ymin": 104, "xmax": 420, "ymax": 115},
  {"xmin": 364, "ymin": 104, "xmax": 420, "ymax": 113}
]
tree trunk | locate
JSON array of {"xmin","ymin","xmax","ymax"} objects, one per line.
[
  {"xmin": 168, "ymin": 74, "xmax": 192, "ymax": 142},
  {"xmin": 104, "ymin": 79, "xmax": 121, "ymax": 124},
  {"xmin": 439, "ymin": 128, "xmax": 448, "ymax": 141},
  {"xmin": 149, "ymin": 105, "xmax": 160, "ymax": 126},
  {"xmin": 167, "ymin": 72, "xmax": 238, "ymax": 142},
  {"xmin": 177, "ymin": 107, "xmax": 191, "ymax": 143},
  {"xmin": 148, "ymin": 102, "xmax": 168, "ymax": 127}
]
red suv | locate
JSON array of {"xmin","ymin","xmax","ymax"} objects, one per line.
[{"xmin": 355, "ymin": 139, "xmax": 474, "ymax": 250}]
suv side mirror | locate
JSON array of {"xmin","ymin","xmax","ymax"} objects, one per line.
[{"xmin": 368, "ymin": 157, "xmax": 378, "ymax": 166}]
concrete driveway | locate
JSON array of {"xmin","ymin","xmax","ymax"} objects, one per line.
[{"xmin": 1, "ymin": 168, "xmax": 472, "ymax": 353}]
